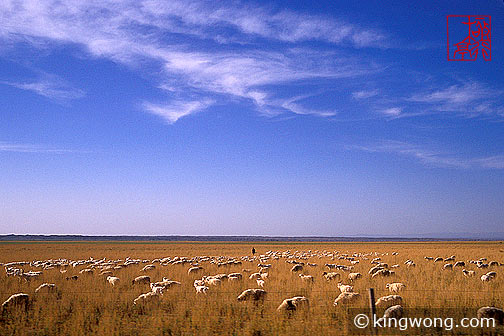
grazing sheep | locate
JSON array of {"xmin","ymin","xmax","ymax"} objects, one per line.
[
  {"xmin": 79, "ymin": 268, "xmax": 93, "ymax": 275},
  {"xmin": 443, "ymin": 263, "xmax": 453, "ymax": 270},
  {"xmin": 454, "ymin": 261, "xmax": 465, "ymax": 267},
  {"xmin": 194, "ymin": 279, "xmax": 205, "ymax": 287},
  {"xmin": 481, "ymin": 274, "xmax": 494, "ymax": 282},
  {"xmin": 277, "ymin": 296, "xmax": 309, "ymax": 312},
  {"xmin": 260, "ymin": 272, "xmax": 268, "ymax": 280},
  {"xmin": 35, "ymin": 283, "xmax": 56, "ymax": 293},
  {"xmin": 188, "ymin": 266, "xmax": 203, "ymax": 275},
  {"xmin": 337, "ymin": 283, "xmax": 354, "ymax": 293},
  {"xmin": 322, "ymin": 272, "xmax": 340, "ymax": 281},
  {"xmin": 133, "ymin": 291, "xmax": 160, "ymax": 305},
  {"xmin": 333, "ymin": 292, "xmax": 360, "ymax": 306},
  {"xmin": 486, "ymin": 271, "xmax": 497, "ymax": 279},
  {"xmin": 204, "ymin": 277, "xmax": 222, "ymax": 286},
  {"xmin": 195, "ymin": 285, "xmax": 209, "ymax": 294},
  {"xmin": 299, "ymin": 274, "xmax": 314, "ymax": 283},
  {"xmin": 132, "ymin": 275, "xmax": 151, "ymax": 285},
  {"xmin": 2, "ymin": 293, "xmax": 29, "ymax": 311},
  {"xmin": 434, "ymin": 257, "xmax": 443, "ymax": 262},
  {"xmin": 372, "ymin": 269, "xmax": 394, "ymax": 278},
  {"xmin": 369, "ymin": 266, "xmax": 384, "ymax": 275},
  {"xmin": 237, "ymin": 289, "xmax": 267, "ymax": 302},
  {"xmin": 249, "ymin": 272, "xmax": 262, "ymax": 280},
  {"xmin": 477, "ymin": 307, "xmax": 504, "ymax": 325},
  {"xmin": 256, "ymin": 279, "xmax": 265, "ymax": 287},
  {"xmin": 348, "ymin": 273, "xmax": 362, "ymax": 282},
  {"xmin": 489, "ymin": 261, "xmax": 500, "ymax": 267},
  {"xmin": 481, "ymin": 272, "xmax": 497, "ymax": 282},
  {"xmin": 291, "ymin": 264, "xmax": 303, "ymax": 272},
  {"xmin": 106, "ymin": 276, "xmax": 120, "ymax": 286},
  {"xmin": 383, "ymin": 305, "xmax": 404, "ymax": 319},
  {"xmin": 375, "ymin": 295, "xmax": 403, "ymax": 308},
  {"xmin": 228, "ymin": 273, "xmax": 243, "ymax": 280},
  {"xmin": 462, "ymin": 269, "xmax": 476, "ymax": 277},
  {"xmin": 386, "ymin": 282, "xmax": 406, "ymax": 293},
  {"xmin": 150, "ymin": 286, "xmax": 165, "ymax": 295},
  {"xmin": 141, "ymin": 264, "xmax": 155, "ymax": 272}
]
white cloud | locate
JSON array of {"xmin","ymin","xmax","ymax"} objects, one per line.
[
  {"xmin": 2, "ymin": 79, "xmax": 85, "ymax": 101},
  {"xmin": 352, "ymin": 89, "xmax": 378, "ymax": 99},
  {"xmin": 351, "ymin": 140, "xmax": 504, "ymax": 170},
  {"xmin": 142, "ymin": 100, "xmax": 213, "ymax": 124},
  {"xmin": 0, "ymin": 0, "xmax": 384, "ymax": 122},
  {"xmin": 382, "ymin": 107, "xmax": 402, "ymax": 117},
  {"xmin": 0, "ymin": 142, "xmax": 81, "ymax": 154},
  {"xmin": 408, "ymin": 82, "xmax": 503, "ymax": 117}
]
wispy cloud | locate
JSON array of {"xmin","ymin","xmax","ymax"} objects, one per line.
[
  {"xmin": 352, "ymin": 89, "xmax": 379, "ymax": 99},
  {"xmin": 407, "ymin": 81, "xmax": 504, "ymax": 118},
  {"xmin": 350, "ymin": 140, "xmax": 504, "ymax": 170},
  {"xmin": 1, "ymin": 73, "xmax": 85, "ymax": 101},
  {"xmin": 0, "ymin": 0, "xmax": 385, "ymax": 123},
  {"xmin": 381, "ymin": 107, "xmax": 402, "ymax": 117},
  {"xmin": 142, "ymin": 100, "xmax": 214, "ymax": 124},
  {"xmin": 0, "ymin": 142, "xmax": 82, "ymax": 154}
]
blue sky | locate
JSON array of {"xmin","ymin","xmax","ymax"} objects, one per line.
[{"xmin": 1, "ymin": 0, "xmax": 503, "ymax": 236}]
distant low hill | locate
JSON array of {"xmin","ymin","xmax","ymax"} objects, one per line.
[{"xmin": 0, "ymin": 234, "xmax": 503, "ymax": 242}]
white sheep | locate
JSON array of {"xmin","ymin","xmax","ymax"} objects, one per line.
[
  {"xmin": 337, "ymin": 283, "xmax": 354, "ymax": 293},
  {"xmin": 333, "ymin": 292, "xmax": 360, "ymax": 306},
  {"xmin": 477, "ymin": 307, "xmax": 504, "ymax": 325},
  {"xmin": 133, "ymin": 291, "xmax": 160, "ymax": 305},
  {"xmin": 188, "ymin": 266, "xmax": 203, "ymax": 275},
  {"xmin": 106, "ymin": 276, "xmax": 120, "ymax": 286},
  {"xmin": 462, "ymin": 269, "xmax": 475, "ymax": 277},
  {"xmin": 249, "ymin": 272, "xmax": 262, "ymax": 280},
  {"xmin": 277, "ymin": 296, "xmax": 309, "ymax": 312},
  {"xmin": 322, "ymin": 272, "xmax": 340, "ymax": 281},
  {"xmin": 375, "ymin": 295, "xmax": 403, "ymax": 308},
  {"xmin": 383, "ymin": 305, "xmax": 404, "ymax": 319},
  {"xmin": 150, "ymin": 286, "xmax": 165, "ymax": 295},
  {"xmin": 237, "ymin": 289, "xmax": 267, "ymax": 302},
  {"xmin": 443, "ymin": 263, "xmax": 453, "ymax": 270},
  {"xmin": 291, "ymin": 264, "xmax": 303, "ymax": 272},
  {"xmin": 132, "ymin": 275, "xmax": 150, "ymax": 285},
  {"xmin": 2, "ymin": 293, "xmax": 30, "ymax": 311},
  {"xmin": 256, "ymin": 279, "xmax": 265, "ymax": 287},
  {"xmin": 204, "ymin": 277, "xmax": 222, "ymax": 286},
  {"xmin": 35, "ymin": 283, "xmax": 56, "ymax": 293},
  {"xmin": 348, "ymin": 273, "xmax": 362, "ymax": 282},
  {"xmin": 299, "ymin": 274, "xmax": 314, "ymax": 283},
  {"xmin": 481, "ymin": 272, "xmax": 496, "ymax": 282},
  {"xmin": 195, "ymin": 285, "xmax": 209, "ymax": 294},
  {"xmin": 386, "ymin": 282, "xmax": 406, "ymax": 293},
  {"xmin": 371, "ymin": 269, "xmax": 394, "ymax": 278}
]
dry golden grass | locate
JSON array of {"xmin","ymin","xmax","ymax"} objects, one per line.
[{"xmin": 0, "ymin": 241, "xmax": 503, "ymax": 335}]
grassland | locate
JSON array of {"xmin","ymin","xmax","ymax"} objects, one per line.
[{"xmin": 0, "ymin": 241, "xmax": 503, "ymax": 335}]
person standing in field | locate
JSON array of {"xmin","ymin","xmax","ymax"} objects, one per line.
[{"xmin": 252, "ymin": 247, "xmax": 256, "ymax": 255}]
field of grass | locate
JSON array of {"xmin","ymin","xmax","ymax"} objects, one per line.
[{"xmin": 0, "ymin": 241, "xmax": 503, "ymax": 335}]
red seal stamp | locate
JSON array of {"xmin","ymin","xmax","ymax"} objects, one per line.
[{"xmin": 447, "ymin": 15, "xmax": 491, "ymax": 61}]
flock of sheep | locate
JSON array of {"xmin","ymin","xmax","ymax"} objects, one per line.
[{"xmin": 2, "ymin": 249, "xmax": 504, "ymax": 325}]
